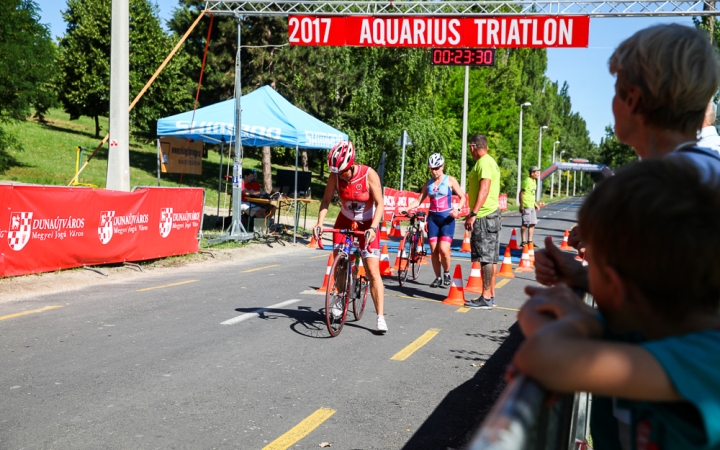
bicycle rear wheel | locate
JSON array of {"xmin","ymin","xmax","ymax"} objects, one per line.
[
  {"xmin": 325, "ymin": 253, "xmax": 349, "ymax": 336},
  {"xmin": 412, "ymin": 233, "xmax": 423, "ymax": 280},
  {"xmin": 397, "ymin": 236, "xmax": 412, "ymax": 286},
  {"xmin": 352, "ymin": 274, "xmax": 368, "ymax": 321}
]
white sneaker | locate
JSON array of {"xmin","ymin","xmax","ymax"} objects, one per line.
[
  {"xmin": 376, "ymin": 315, "xmax": 388, "ymax": 333},
  {"xmin": 331, "ymin": 299, "xmax": 344, "ymax": 318}
]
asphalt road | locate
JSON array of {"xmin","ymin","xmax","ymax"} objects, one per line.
[{"xmin": 0, "ymin": 197, "xmax": 583, "ymax": 450}]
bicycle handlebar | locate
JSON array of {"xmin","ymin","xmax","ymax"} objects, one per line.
[{"xmin": 315, "ymin": 227, "xmax": 373, "ymax": 252}]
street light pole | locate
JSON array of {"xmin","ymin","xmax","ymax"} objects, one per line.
[
  {"xmin": 550, "ymin": 140, "xmax": 559, "ymax": 198},
  {"xmin": 559, "ymin": 150, "xmax": 565, "ymax": 198},
  {"xmin": 516, "ymin": 102, "xmax": 531, "ymax": 204},
  {"xmin": 536, "ymin": 125, "xmax": 548, "ymax": 202}
]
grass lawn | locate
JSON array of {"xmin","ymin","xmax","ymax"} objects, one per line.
[{"xmin": 1, "ymin": 109, "xmax": 341, "ymax": 221}]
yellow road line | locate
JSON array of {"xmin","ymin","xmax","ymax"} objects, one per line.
[
  {"xmin": 136, "ymin": 280, "xmax": 198, "ymax": 292},
  {"xmin": 243, "ymin": 264, "xmax": 280, "ymax": 273},
  {"xmin": 496, "ymin": 279, "xmax": 511, "ymax": 289},
  {"xmin": 456, "ymin": 306, "xmax": 471, "ymax": 313},
  {"xmin": 388, "ymin": 294, "xmax": 437, "ymax": 302},
  {"xmin": 0, "ymin": 305, "xmax": 63, "ymax": 321},
  {"xmin": 309, "ymin": 254, "xmax": 329, "ymax": 259},
  {"xmin": 262, "ymin": 408, "xmax": 336, "ymax": 450},
  {"xmin": 391, "ymin": 328, "xmax": 441, "ymax": 361},
  {"xmin": 494, "ymin": 306, "xmax": 520, "ymax": 312}
]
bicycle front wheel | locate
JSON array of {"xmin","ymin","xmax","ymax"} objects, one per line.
[
  {"xmin": 397, "ymin": 236, "xmax": 412, "ymax": 286},
  {"xmin": 352, "ymin": 274, "xmax": 368, "ymax": 321},
  {"xmin": 325, "ymin": 253, "xmax": 350, "ymax": 337},
  {"xmin": 412, "ymin": 233, "xmax": 423, "ymax": 280}
]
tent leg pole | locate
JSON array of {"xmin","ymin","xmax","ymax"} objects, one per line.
[
  {"xmin": 294, "ymin": 144, "xmax": 298, "ymax": 244},
  {"xmin": 218, "ymin": 141, "xmax": 224, "ymax": 216}
]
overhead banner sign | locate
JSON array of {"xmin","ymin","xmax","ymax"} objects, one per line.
[
  {"xmin": 288, "ymin": 16, "xmax": 590, "ymax": 48},
  {"xmin": 0, "ymin": 185, "xmax": 203, "ymax": 277},
  {"xmin": 159, "ymin": 137, "xmax": 204, "ymax": 175}
]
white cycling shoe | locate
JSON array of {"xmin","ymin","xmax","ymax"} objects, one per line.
[{"xmin": 376, "ymin": 315, "xmax": 388, "ymax": 333}]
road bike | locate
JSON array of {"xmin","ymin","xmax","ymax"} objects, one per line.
[
  {"xmin": 397, "ymin": 210, "xmax": 427, "ymax": 286},
  {"xmin": 316, "ymin": 227, "xmax": 370, "ymax": 337}
]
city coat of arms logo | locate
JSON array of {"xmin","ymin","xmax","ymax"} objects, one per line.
[
  {"xmin": 8, "ymin": 212, "xmax": 33, "ymax": 251},
  {"xmin": 159, "ymin": 208, "xmax": 173, "ymax": 238},
  {"xmin": 98, "ymin": 211, "xmax": 115, "ymax": 244}
]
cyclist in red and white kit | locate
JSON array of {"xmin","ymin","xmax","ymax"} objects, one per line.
[{"xmin": 313, "ymin": 141, "xmax": 388, "ymax": 333}]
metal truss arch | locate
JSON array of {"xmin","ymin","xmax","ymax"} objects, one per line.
[{"xmin": 205, "ymin": 0, "xmax": 719, "ymax": 17}]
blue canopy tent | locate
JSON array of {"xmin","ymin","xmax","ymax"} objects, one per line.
[{"xmin": 157, "ymin": 85, "xmax": 347, "ymax": 241}]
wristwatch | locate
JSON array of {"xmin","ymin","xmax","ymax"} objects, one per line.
[
  {"xmin": 467, "ymin": 211, "xmax": 477, "ymax": 217},
  {"xmin": 368, "ymin": 226, "xmax": 377, "ymax": 233}
]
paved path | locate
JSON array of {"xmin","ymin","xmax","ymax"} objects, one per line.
[{"xmin": 0, "ymin": 198, "xmax": 582, "ymax": 450}]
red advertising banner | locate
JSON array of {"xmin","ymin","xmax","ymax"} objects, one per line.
[
  {"xmin": 383, "ymin": 187, "xmax": 469, "ymax": 221},
  {"xmin": 0, "ymin": 185, "xmax": 204, "ymax": 277},
  {"xmin": 289, "ymin": 16, "xmax": 589, "ymax": 48}
]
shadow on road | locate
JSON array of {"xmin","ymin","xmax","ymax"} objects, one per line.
[{"xmin": 402, "ymin": 322, "xmax": 525, "ymax": 450}]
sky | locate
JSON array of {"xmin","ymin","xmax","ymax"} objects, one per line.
[{"xmin": 35, "ymin": 0, "xmax": 694, "ymax": 145}]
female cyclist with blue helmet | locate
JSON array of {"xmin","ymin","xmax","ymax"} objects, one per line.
[{"xmin": 400, "ymin": 153, "xmax": 466, "ymax": 288}]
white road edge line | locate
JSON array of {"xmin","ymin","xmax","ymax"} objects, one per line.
[{"xmin": 220, "ymin": 299, "xmax": 302, "ymax": 325}]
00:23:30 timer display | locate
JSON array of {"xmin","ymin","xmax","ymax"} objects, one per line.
[{"xmin": 430, "ymin": 48, "xmax": 496, "ymax": 66}]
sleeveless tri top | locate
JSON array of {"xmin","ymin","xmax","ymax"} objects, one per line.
[
  {"xmin": 427, "ymin": 175, "xmax": 453, "ymax": 214},
  {"xmin": 338, "ymin": 165, "xmax": 375, "ymax": 221}
]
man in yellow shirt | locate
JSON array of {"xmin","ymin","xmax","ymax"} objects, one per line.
[
  {"xmin": 464, "ymin": 134, "xmax": 502, "ymax": 310},
  {"xmin": 519, "ymin": 166, "xmax": 541, "ymax": 247}
]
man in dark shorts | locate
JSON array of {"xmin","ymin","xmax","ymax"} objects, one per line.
[{"xmin": 464, "ymin": 134, "xmax": 502, "ymax": 310}]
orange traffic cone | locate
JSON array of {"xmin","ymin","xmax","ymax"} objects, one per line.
[
  {"xmin": 416, "ymin": 241, "xmax": 428, "ymax": 265},
  {"xmin": 356, "ymin": 255, "xmax": 366, "ymax": 278},
  {"xmin": 465, "ymin": 261, "xmax": 483, "ymax": 293},
  {"xmin": 560, "ymin": 230, "xmax": 572, "ymax": 250},
  {"xmin": 306, "ymin": 235, "xmax": 320, "ymax": 248},
  {"xmin": 459, "ymin": 230, "xmax": 471, "ymax": 253},
  {"xmin": 379, "ymin": 221, "xmax": 389, "ymax": 240},
  {"xmin": 316, "ymin": 252, "xmax": 335, "ymax": 292},
  {"xmin": 497, "ymin": 248, "xmax": 515, "ymax": 278},
  {"xmin": 516, "ymin": 244, "xmax": 534, "ymax": 272},
  {"xmin": 379, "ymin": 244, "xmax": 393, "ymax": 276},
  {"xmin": 390, "ymin": 246, "xmax": 402, "ymax": 271},
  {"xmin": 389, "ymin": 219, "xmax": 403, "ymax": 238},
  {"xmin": 442, "ymin": 265, "xmax": 466, "ymax": 306},
  {"xmin": 508, "ymin": 228, "xmax": 519, "ymax": 250},
  {"xmin": 528, "ymin": 242, "xmax": 536, "ymax": 266}
]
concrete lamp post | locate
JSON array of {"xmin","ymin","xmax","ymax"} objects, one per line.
[
  {"xmin": 559, "ymin": 150, "xmax": 565, "ymax": 198},
  {"xmin": 550, "ymin": 140, "xmax": 560, "ymax": 198},
  {"xmin": 536, "ymin": 125, "xmax": 548, "ymax": 202},
  {"xmin": 516, "ymin": 102, "xmax": 531, "ymax": 204}
]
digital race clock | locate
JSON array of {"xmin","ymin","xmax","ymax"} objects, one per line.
[{"xmin": 430, "ymin": 48, "xmax": 496, "ymax": 66}]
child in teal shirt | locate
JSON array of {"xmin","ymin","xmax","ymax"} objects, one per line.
[{"xmin": 513, "ymin": 159, "xmax": 720, "ymax": 450}]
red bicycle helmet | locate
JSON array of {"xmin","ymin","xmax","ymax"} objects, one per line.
[{"xmin": 327, "ymin": 141, "xmax": 355, "ymax": 173}]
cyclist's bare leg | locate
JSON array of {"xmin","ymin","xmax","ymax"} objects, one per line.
[
  {"xmin": 363, "ymin": 256, "xmax": 384, "ymax": 316},
  {"xmin": 437, "ymin": 241, "xmax": 452, "ymax": 273},
  {"xmin": 429, "ymin": 240, "xmax": 441, "ymax": 278}
]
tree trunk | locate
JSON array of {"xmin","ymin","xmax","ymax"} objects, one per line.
[
  {"xmin": 301, "ymin": 150, "xmax": 309, "ymax": 172},
  {"xmin": 704, "ymin": 2, "xmax": 716, "ymax": 45},
  {"xmin": 320, "ymin": 150, "xmax": 325, "ymax": 181},
  {"xmin": 94, "ymin": 115, "xmax": 100, "ymax": 138},
  {"xmin": 262, "ymin": 146, "xmax": 272, "ymax": 193}
]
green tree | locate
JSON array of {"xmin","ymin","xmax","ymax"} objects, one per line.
[
  {"xmin": 56, "ymin": 0, "xmax": 195, "ymax": 138},
  {"xmin": 598, "ymin": 125, "xmax": 636, "ymax": 169},
  {"xmin": 0, "ymin": 0, "xmax": 56, "ymax": 170}
]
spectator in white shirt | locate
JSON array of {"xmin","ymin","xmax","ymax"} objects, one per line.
[{"xmin": 697, "ymin": 101, "xmax": 720, "ymax": 155}]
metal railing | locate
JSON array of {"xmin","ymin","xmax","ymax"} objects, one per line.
[{"xmin": 467, "ymin": 293, "xmax": 594, "ymax": 450}]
